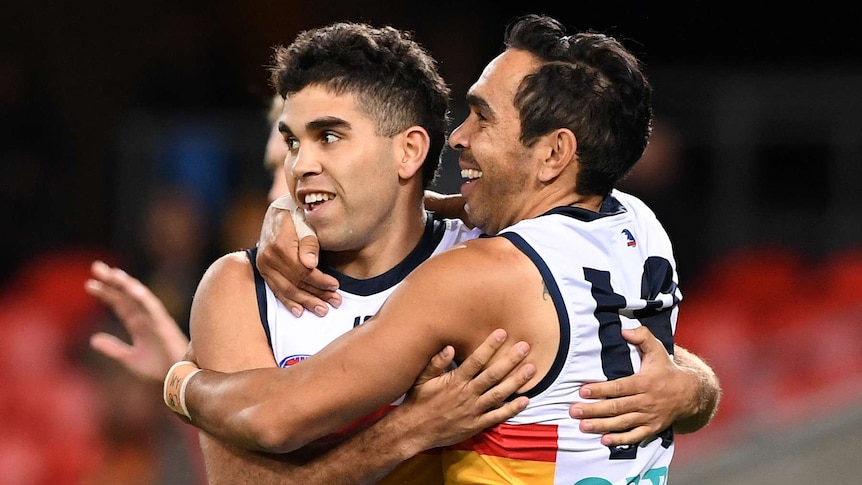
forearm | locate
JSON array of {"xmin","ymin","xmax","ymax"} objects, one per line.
[
  {"xmin": 169, "ymin": 363, "xmax": 379, "ymax": 454},
  {"xmin": 169, "ymin": 365, "xmax": 303, "ymax": 453},
  {"xmin": 672, "ymin": 345, "xmax": 721, "ymax": 434},
  {"xmin": 199, "ymin": 413, "xmax": 421, "ymax": 485},
  {"xmin": 289, "ymin": 411, "xmax": 424, "ymax": 485},
  {"xmin": 423, "ymin": 190, "xmax": 471, "ymax": 226}
]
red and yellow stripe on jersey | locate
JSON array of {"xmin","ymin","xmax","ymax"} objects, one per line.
[{"xmin": 443, "ymin": 423, "xmax": 558, "ymax": 484}]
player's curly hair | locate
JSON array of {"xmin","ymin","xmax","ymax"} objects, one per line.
[{"xmin": 270, "ymin": 22, "xmax": 451, "ymax": 188}]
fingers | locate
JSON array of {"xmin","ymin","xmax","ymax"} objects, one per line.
[
  {"xmin": 621, "ymin": 326, "xmax": 664, "ymax": 358},
  {"xmin": 87, "ymin": 260, "xmax": 172, "ymax": 324},
  {"xmin": 453, "ymin": 329, "xmax": 535, "ymax": 413},
  {"xmin": 571, "ymin": 399, "xmax": 661, "ymax": 446},
  {"xmin": 89, "ymin": 332, "xmax": 133, "ymax": 362},
  {"xmin": 87, "ymin": 262, "xmax": 142, "ymax": 317},
  {"xmin": 414, "ymin": 345, "xmax": 455, "ymax": 387},
  {"xmin": 598, "ymin": 426, "xmax": 654, "ymax": 447},
  {"xmin": 571, "ymin": 393, "xmax": 633, "ymax": 420},
  {"xmin": 258, "ymin": 268, "xmax": 307, "ymax": 317},
  {"xmin": 85, "ymin": 276, "xmax": 117, "ymax": 307},
  {"xmin": 294, "ymin": 269, "xmax": 341, "ymax": 309},
  {"xmin": 475, "ymin": 395, "xmax": 530, "ymax": 430},
  {"xmin": 264, "ymin": 269, "xmax": 341, "ymax": 318},
  {"xmin": 453, "ymin": 329, "xmax": 508, "ymax": 379},
  {"xmin": 569, "ymin": 326, "xmax": 678, "ymax": 447},
  {"xmin": 256, "ymin": 209, "xmax": 341, "ymax": 316},
  {"xmin": 467, "ymin": 341, "xmax": 532, "ymax": 396},
  {"xmin": 297, "ymin": 234, "xmax": 321, "ymax": 270},
  {"xmin": 620, "ymin": 326, "xmax": 651, "ymax": 346},
  {"xmin": 579, "ymin": 375, "xmax": 634, "ymax": 401},
  {"xmin": 468, "ymin": 342, "xmax": 533, "ymax": 428},
  {"xmin": 472, "ymin": 342, "xmax": 534, "ymax": 410},
  {"xmin": 578, "ymin": 327, "xmax": 666, "ymax": 401}
]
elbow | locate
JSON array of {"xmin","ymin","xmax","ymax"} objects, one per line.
[
  {"xmin": 674, "ymin": 375, "xmax": 722, "ymax": 435},
  {"xmin": 241, "ymin": 406, "xmax": 304, "ymax": 454},
  {"xmin": 255, "ymin": 427, "xmax": 298, "ymax": 454}
]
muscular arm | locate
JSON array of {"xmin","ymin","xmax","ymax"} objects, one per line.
[
  {"xmin": 179, "ymin": 237, "xmax": 713, "ymax": 455},
  {"xmin": 177, "ymin": 242, "xmax": 522, "ymax": 453},
  {"xmin": 188, "ymin": 252, "xmax": 284, "ymax": 484},
  {"xmin": 259, "ymin": 192, "xmax": 470, "ymax": 315},
  {"xmin": 227, "ymin": 334, "xmax": 532, "ymax": 485},
  {"xmin": 184, "ymin": 250, "xmax": 531, "ymax": 483}
]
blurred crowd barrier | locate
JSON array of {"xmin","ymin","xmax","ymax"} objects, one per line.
[
  {"xmin": 673, "ymin": 243, "xmax": 862, "ymax": 472},
  {"xmin": 0, "ymin": 248, "xmax": 205, "ymax": 485}
]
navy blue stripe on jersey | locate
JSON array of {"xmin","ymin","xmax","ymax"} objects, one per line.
[
  {"xmin": 319, "ymin": 212, "xmax": 447, "ymax": 296},
  {"xmin": 636, "ymin": 256, "xmax": 677, "ymax": 356},
  {"xmin": 583, "ymin": 268, "xmax": 635, "ymax": 381},
  {"xmin": 543, "ymin": 195, "xmax": 628, "ymax": 222},
  {"xmin": 245, "ymin": 247, "xmax": 272, "ymax": 347},
  {"xmin": 497, "ymin": 231, "xmax": 571, "ymax": 400}
]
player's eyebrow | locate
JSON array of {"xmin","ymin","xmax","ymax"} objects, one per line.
[
  {"xmin": 306, "ymin": 116, "xmax": 351, "ymax": 132},
  {"xmin": 278, "ymin": 120, "xmax": 291, "ymax": 135},
  {"xmin": 466, "ymin": 93, "xmax": 494, "ymax": 119}
]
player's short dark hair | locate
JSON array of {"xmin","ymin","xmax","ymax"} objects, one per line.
[
  {"xmin": 270, "ymin": 22, "xmax": 451, "ymax": 188},
  {"xmin": 504, "ymin": 14, "xmax": 653, "ymax": 196}
]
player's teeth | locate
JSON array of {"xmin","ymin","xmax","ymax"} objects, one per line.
[
  {"xmin": 461, "ymin": 169, "xmax": 483, "ymax": 180},
  {"xmin": 304, "ymin": 193, "xmax": 334, "ymax": 203}
]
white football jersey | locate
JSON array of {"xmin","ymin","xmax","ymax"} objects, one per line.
[
  {"xmin": 442, "ymin": 190, "xmax": 681, "ymax": 485},
  {"xmin": 247, "ymin": 213, "xmax": 481, "ymax": 485}
]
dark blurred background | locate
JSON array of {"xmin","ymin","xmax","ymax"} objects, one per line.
[{"xmin": 2, "ymin": 1, "xmax": 861, "ymax": 483}]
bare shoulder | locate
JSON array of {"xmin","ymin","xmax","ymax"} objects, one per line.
[
  {"xmin": 196, "ymin": 251, "xmax": 255, "ymax": 295},
  {"xmin": 426, "ymin": 236, "xmax": 523, "ymax": 269},
  {"xmin": 190, "ymin": 251, "xmax": 273, "ymax": 370},
  {"xmin": 373, "ymin": 233, "xmax": 543, "ymax": 368}
]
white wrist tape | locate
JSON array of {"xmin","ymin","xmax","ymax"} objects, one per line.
[
  {"xmin": 164, "ymin": 361, "xmax": 202, "ymax": 420},
  {"xmin": 270, "ymin": 195, "xmax": 317, "ymax": 240}
]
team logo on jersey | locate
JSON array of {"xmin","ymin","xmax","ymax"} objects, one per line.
[
  {"xmin": 622, "ymin": 229, "xmax": 637, "ymax": 247},
  {"xmin": 280, "ymin": 354, "xmax": 310, "ymax": 368}
]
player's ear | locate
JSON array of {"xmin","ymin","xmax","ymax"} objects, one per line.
[
  {"xmin": 537, "ymin": 128, "xmax": 576, "ymax": 183},
  {"xmin": 396, "ymin": 126, "xmax": 429, "ymax": 179}
]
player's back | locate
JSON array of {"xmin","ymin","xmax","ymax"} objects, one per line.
[{"xmin": 442, "ymin": 190, "xmax": 680, "ymax": 484}]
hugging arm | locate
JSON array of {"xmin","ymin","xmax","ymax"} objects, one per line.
[
  {"xmin": 258, "ymin": 192, "xmax": 471, "ymax": 315},
  {"xmin": 570, "ymin": 326, "xmax": 721, "ymax": 446},
  {"xmin": 172, "ymin": 251, "xmax": 532, "ymax": 480}
]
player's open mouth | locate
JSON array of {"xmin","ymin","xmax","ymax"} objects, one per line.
[
  {"xmin": 302, "ymin": 192, "xmax": 335, "ymax": 211},
  {"xmin": 461, "ymin": 168, "xmax": 483, "ymax": 183}
]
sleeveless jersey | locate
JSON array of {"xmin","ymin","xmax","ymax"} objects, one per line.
[
  {"xmin": 248, "ymin": 212, "xmax": 481, "ymax": 485},
  {"xmin": 442, "ymin": 190, "xmax": 681, "ymax": 485}
]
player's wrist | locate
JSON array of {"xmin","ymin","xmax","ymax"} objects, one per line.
[
  {"xmin": 164, "ymin": 360, "xmax": 202, "ymax": 420},
  {"xmin": 376, "ymin": 405, "xmax": 430, "ymax": 458}
]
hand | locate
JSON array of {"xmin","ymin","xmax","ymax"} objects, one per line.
[
  {"xmin": 86, "ymin": 260, "xmax": 190, "ymax": 383},
  {"xmin": 393, "ymin": 329, "xmax": 533, "ymax": 451},
  {"xmin": 423, "ymin": 190, "xmax": 471, "ymax": 227},
  {"xmin": 257, "ymin": 197, "xmax": 341, "ymax": 317},
  {"xmin": 570, "ymin": 326, "xmax": 699, "ymax": 447}
]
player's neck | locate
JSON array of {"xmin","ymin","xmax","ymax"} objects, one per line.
[{"xmin": 321, "ymin": 206, "xmax": 428, "ymax": 279}]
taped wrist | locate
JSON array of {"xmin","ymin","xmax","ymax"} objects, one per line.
[{"xmin": 164, "ymin": 361, "xmax": 202, "ymax": 420}]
